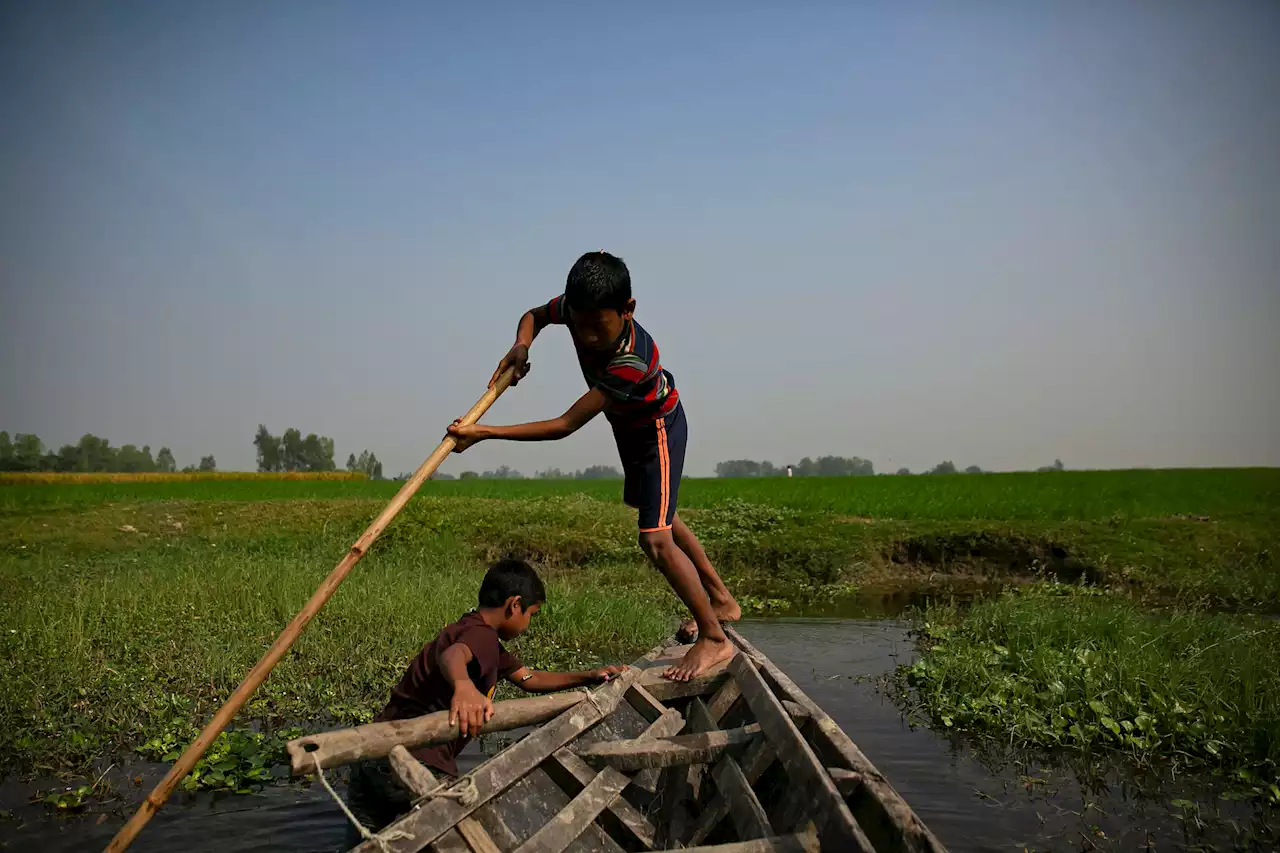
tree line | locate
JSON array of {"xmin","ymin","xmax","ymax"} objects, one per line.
[
  {"xmin": 0, "ymin": 431, "xmax": 216, "ymax": 474},
  {"xmin": 716, "ymin": 456, "xmax": 1067, "ymax": 477},
  {"xmin": 254, "ymin": 424, "xmax": 384, "ymax": 479},
  {"xmin": 0, "ymin": 425, "xmax": 387, "ymax": 478},
  {"xmin": 715, "ymin": 456, "xmax": 874, "ymax": 478},
  {"xmin": 416, "ymin": 464, "xmax": 625, "ymax": 481}
]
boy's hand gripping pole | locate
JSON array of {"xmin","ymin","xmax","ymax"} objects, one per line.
[{"xmin": 104, "ymin": 367, "xmax": 518, "ymax": 853}]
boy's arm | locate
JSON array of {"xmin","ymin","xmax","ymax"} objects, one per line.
[
  {"xmin": 448, "ymin": 387, "xmax": 606, "ymax": 447},
  {"xmin": 505, "ymin": 664, "xmax": 629, "ymax": 694},
  {"xmin": 439, "ymin": 643, "xmax": 493, "ymax": 736},
  {"xmin": 489, "ymin": 301, "xmax": 561, "ymax": 388}
]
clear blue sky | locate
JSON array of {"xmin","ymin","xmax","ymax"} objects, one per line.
[{"xmin": 2, "ymin": 1, "xmax": 1277, "ymax": 476}]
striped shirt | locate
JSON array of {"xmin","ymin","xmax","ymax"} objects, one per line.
[{"xmin": 544, "ymin": 294, "xmax": 680, "ymax": 427}]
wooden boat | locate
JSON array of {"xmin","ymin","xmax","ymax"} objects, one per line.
[{"xmin": 287, "ymin": 627, "xmax": 946, "ymax": 853}]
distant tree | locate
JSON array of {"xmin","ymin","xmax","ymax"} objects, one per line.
[
  {"xmin": 156, "ymin": 447, "xmax": 176, "ymax": 473},
  {"xmin": 198, "ymin": 455, "xmax": 217, "ymax": 472},
  {"xmin": 9, "ymin": 434, "xmax": 46, "ymax": 472},
  {"xmin": 0, "ymin": 432, "xmax": 11, "ymax": 470},
  {"xmin": 928, "ymin": 461, "xmax": 958, "ymax": 475},
  {"xmin": 256, "ymin": 425, "xmax": 336, "ymax": 472},
  {"xmin": 430, "ymin": 471, "xmax": 455, "ymax": 480},
  {"xmin": 1036, "ymin": 458, "xmax": 1066, "ymax": 473},
  {"xmin": 896, "ymin": 467, "xmax": 911, "ymax": 476},
  {"xmin": 254, "ymin": 425, "xmax": 282, "ymax": 472},
  {"xmin": 964, "ymin": 465, "xmax": 983, "ymax": 474},
  {"xmin": 459, "ymin": 471, "xmax": 479, "ymax": 480},
  {"xmin": 117, "ymin": 444, "xmax": 157, "ymax": 473},
  {"xmin": 576, "ymin": 465, "xmax": 623, "ymax": 480},
  {"xmin": 300, "ymin": 433, "xmax": 335, "ymax": 471},
  {"xmin": 347, "ymin": 449, "xmax": 382, "ymax": 479},
  {"xmin": 482, "ymin": 465, "xmax": 524, "ymax": 480},
  {"xmin": 717, "ymin": 457, "xmax": 872, "ymax": 478},
  {"xmin": 536, "ymin": 468, "xmax": 572, "ymax": 480},
  {"xmin": 715, "ymin": 459, "xmax": 762, "ymax": 478}
]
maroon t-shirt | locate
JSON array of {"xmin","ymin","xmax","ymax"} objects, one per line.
[{"xmin": 373, "ymin": 611, "xmax": 523, "ymax": 776}]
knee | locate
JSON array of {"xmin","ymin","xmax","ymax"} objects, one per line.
[{"xmin": 638, "ymin": 530, "xmax": 677, "ymax": 562}]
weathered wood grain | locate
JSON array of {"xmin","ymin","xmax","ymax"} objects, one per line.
[
  {"xmin": 351, "ymin": 667, "xmax": 640, "ymax": 853},
  {"xmin": 674, "ymin": 829, "xmax": 819, "ymax": 853},
  {"xmin": 728, "ymin": 653, "xmax": 875, "ymax": 853},
  {"xmin": 515, "ymin": 709, "xmax": 682, "ymax": 853},
  {"xmin": 726, "ymin": 626, "xmax": 947, "ymax": 853},
  {"xmin": 291, "ymin": 692, "xmax": 587, "ymax": 774},
  {"xmin": 687, "ymin": 735, "xmax": 777, "ymax": 847},
  {"xmin": 573, "ymin": 725, "xmax": 761, "ymax": 772},
  {"xmin": 383, "ymin": 746, "xmax": 477, "ymax": 853}
]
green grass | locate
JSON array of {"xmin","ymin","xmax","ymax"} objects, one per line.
[
  {"xmin": 0, "ymin": 468, "xmax": 1277, "ymax": 787},
  {"xmin": 897, "ymin": 584, "xmax": 1280, "ymax": 803},
  {"xmin": 5, "ymin": 467, "xmax": 1277, "ymax": 520}
]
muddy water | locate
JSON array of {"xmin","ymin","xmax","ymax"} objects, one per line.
[
  {"xmin": 741, "ymin": 618, "xmax": 1273, "ymax": 851},
  {"xmin": 2, "ymin": 618, "xmax": 1274, "ymax": 852}
]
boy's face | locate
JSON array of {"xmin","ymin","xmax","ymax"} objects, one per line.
[
  {"xmin": 498, "ymin": 598, "xmax": 541, "ymax": 641},
  {"xmin": 566, "ymin": 299, "xmax": 636, "ymax": 352}
]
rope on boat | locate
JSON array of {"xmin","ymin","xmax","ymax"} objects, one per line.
[
  {"xmin": 311, "ymin": 753, "xmax": 414, "ymax": 853},
  {"xmin": 580, "ymin": 686, "xmax": 605, "ymax": 715},
  {"xmin": 409, "ymin": 774, "xmax": 479, "ymax": 808}
]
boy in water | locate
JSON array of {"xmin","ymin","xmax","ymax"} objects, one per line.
[
  {"xmin": 345, "ymin": 559, "xmax": 626, "ymax": 839},
  {"xmin": 447, "ymin": 251, "xmax": 741, "ymax": 681}
]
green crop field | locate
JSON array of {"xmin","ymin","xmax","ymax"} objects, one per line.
[{"xmin": 2, "ymin": 468, "xmax": 1278, "ymax": 804}]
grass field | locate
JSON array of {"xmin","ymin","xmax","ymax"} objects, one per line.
[{"xmin": 1, "ymin": 468, "xmax": 1278, "ymax": 801}]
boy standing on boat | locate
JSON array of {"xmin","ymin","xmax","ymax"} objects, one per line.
[
  {"xmin": 446, "ymin": 251, "xmax": 741, "ymax": 682},
  {"xmin": 345, "ymin": 559, "xmax": 625, "ymax": 839}
]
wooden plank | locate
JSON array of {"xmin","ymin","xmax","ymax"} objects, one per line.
[
  {"xmin": 382, "ymin": 747, "xmax": 471, "ymax": 853},
  {"xmin": 655, "ymin": 764, "xmax": 690, "ymax": 849},
  {"xmin": 728, "ymin": 653, "xmax": 875, "ymax": 853},
  {"xmin": 488, "ymin": 767, "xmax": 623, "ymax": 853},
  {"xmin": 672, "ymin": 829, "xmax": 819, "ymax": 853},
  {"xmin": 828, "ymin": 767, "xmax": 864, "ymax": 798},
  {"xmin": 458, "ymin": 816, "xmax": 505, "ymax": 853},
  {"xmin": 471, "ymin": 804, "xmax": 522, "ymax": 851},
  {"xmin": 683, "ymin": 698, "xmax": 719, "ymax": 799},
  {"xmin": 512, "ymin": 768, "xmax": 631, "ymax": 853},
  {"xmin": 521, "ymin": 708, "xmax": 682, "ymax": 853},
  {"xmin": 545, "ymin": 750, "xmax": 657, "ymax": 849},
  {"xmin": 388, "ymin": 744, "xmax": 439, "ymax": 797},
  {"xmin": 573, "ymin": 725, "xmax": 761, "ymax": 772},
  {"xmin": 637, "ymin": 659, "xmax": 732, "ymax": 701},
  {"xmin": 713, "ymin": 755, "xmax": 773, "ymax": 841},
  {"xmin": 352, "ymin": 665, "xmax": 642, "ymax": 853},
  {"xmin": 291, "ymin": 691, "xmax": 587, "ymax": 773},
  {"xmin": 725, "ymin": 627, "xmax": 947, "ymax": 853},
  {"xmin": 687, "ymin": 736, "xmax": 776, "ymax": 846},
  {"xmin": 707, "ymin": 677, "xmax": 743, "ymax": 723},
  {"xmin": 624, "ymin": 683, "xmax": 667, "ymax": 724},
  {"xmin": 781, "ymin": 700, "xmax": 810, "ymax": 721}
]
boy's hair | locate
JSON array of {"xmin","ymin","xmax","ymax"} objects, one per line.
[
  {"xmin": 565, "ymin": 251, "xmax": 631, "ymax": 313},
  {"xmin": 478, "ymin": 558, "xmax": 547, "ymax": 609}
]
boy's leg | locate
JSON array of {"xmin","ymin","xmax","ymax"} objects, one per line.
[
  {"xmin": 671, "ymin": 513, "xmax": 740, "ymax": 642},
  {"xmin": 627, "ymin": 406, "xmax": 734, "ymax": 680},
  {"xmin": 639, "ymin": 528, "xmax": 735, "ymax": 681}
]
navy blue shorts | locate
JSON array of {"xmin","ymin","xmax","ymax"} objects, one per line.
[{"xmin": 611, "ymin": 403, "xmax": 687, "ymax": 532}]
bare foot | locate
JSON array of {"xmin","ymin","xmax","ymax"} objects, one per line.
[
  {"xmin": 676, "ymin": 597, "xmax": 743, "ymax": 643},
  {"xmin": 663, "ymin": 636, "xmax": 735, "ymax": 681}
]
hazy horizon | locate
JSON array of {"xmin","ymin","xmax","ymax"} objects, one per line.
[{"xmin": 3, "ymin": 2, "xmax": 1278, "ymax": 478}]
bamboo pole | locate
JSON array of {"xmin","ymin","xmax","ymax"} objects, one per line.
[{"xmin": 104, "ymin": 368, "xmax": 516, "ymax": 853}]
